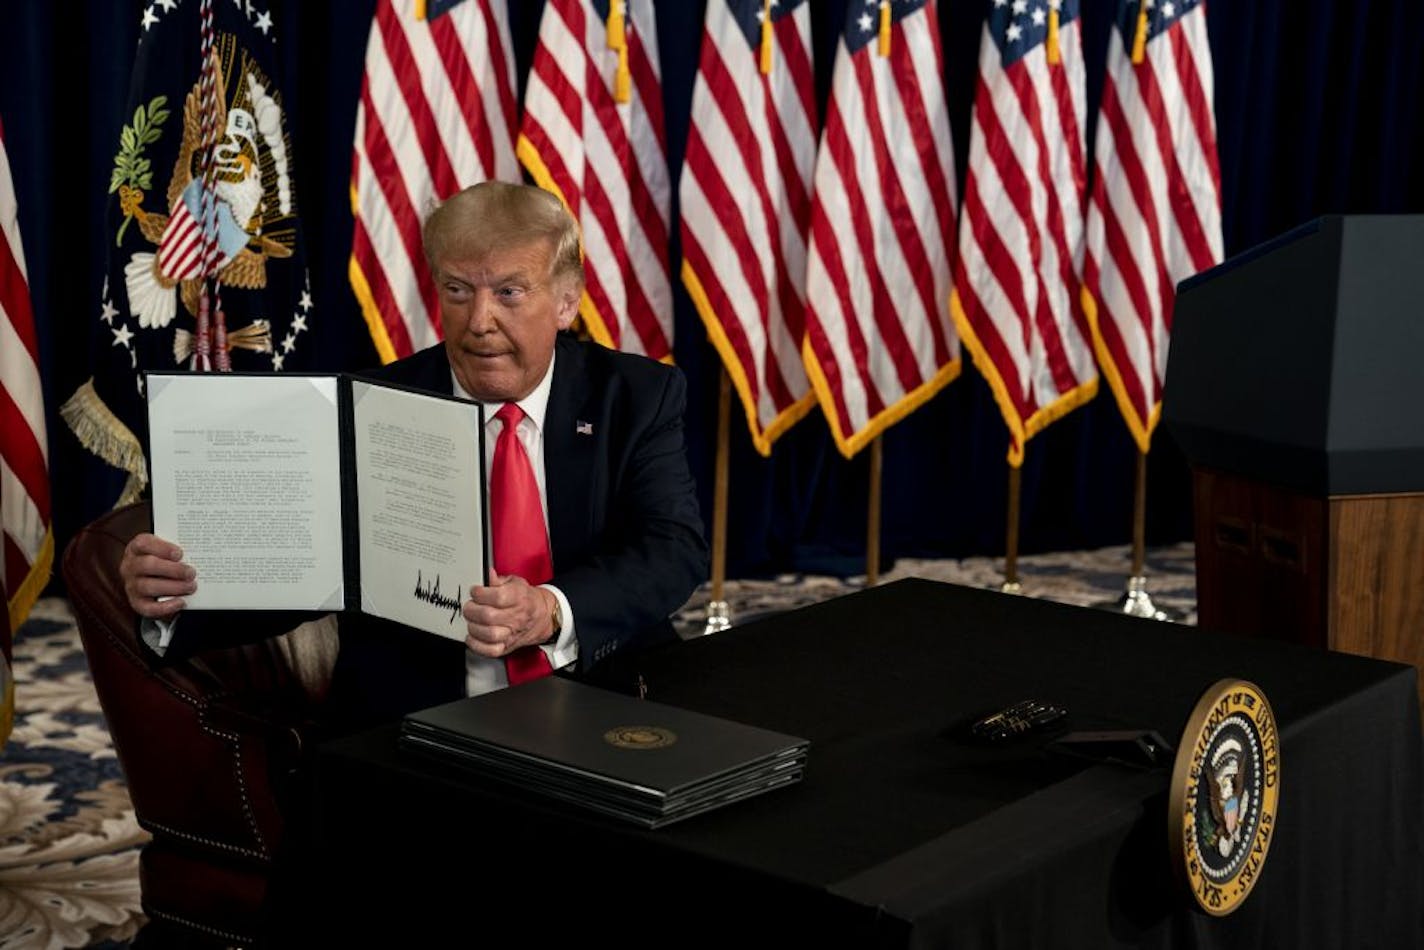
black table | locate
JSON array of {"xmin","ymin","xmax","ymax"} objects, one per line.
[{"xmin": 310, "ymin": 578, "xmax": 1423, "ymax": 947}]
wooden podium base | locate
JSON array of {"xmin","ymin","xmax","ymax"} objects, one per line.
[{"xmin": 1193, "ymin": 469, "xmax": 1424, "ymax": 709}]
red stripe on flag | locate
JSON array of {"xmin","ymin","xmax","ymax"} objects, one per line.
[
  {"xmin": 841, "ymin": 57, "xmax": 929, "ymax": 394},
  {"xmin": 1097, "ymin": 78, "xmax": 1175, "ymax": 336},
  {"xmin": 681, "ymin": 129, "xmax": 791, "ymax": 409},
  {"xmin": 960, "ymin": 172, "xmax": 1034, "ymax": 421},
  {"xmin": 359, "ymin": 83, "xmax": 440, "ymax": 334},
  {"xmin": 429, "ymin": 13, "xmax": 498, "ymax": 178},
  {"xmin": 1168, "ymin": 23, "xmax": 1222, "ymax": 222},
  {"xmin": 1129, "ymin": 49, "xmax": 1216, "ymax": 275},
  {"xmin": 0, "ymin": 385, "xmax": 48, "ymax": 520},
  {"xmin": 1002, "ymin": 66, "xmax": 1085, "ymax": 396},
  {"xmin": 375, "ymin": 2, "xmax": 459, "ymax": 197},
  {"xmin": 0, "ymin": 249, "xmax": 36, "ymax": 370},
  {"xmin": 352, "ymin": 215, "xmax": 416, "ymax": 358}
]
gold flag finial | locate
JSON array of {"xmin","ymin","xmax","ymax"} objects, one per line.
[
  {"xmin": 608, "ymin": 2, "xmax": 631, "ymax": 103},
  {"xmin": 878, "ymin": 1, "xmax": 892, "ymax": 57},
  {"xmin": 760, "ymin": 0, "xmax": 774, "ymax": 74},
  {"xmin": 1132, "ymin": 0, "xmax": 1150, "ymax": 64}
]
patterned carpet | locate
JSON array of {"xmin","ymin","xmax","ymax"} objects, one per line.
[{"xmin": 0, "ymin": 543, "xmax": 1195, "ymax": 948}]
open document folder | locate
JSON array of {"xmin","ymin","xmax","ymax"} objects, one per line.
[{"xmin": 145, "ymin": 372, "xmax": 488, "ymax": 641}]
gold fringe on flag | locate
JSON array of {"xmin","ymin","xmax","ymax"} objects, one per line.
[
  {"xmin": 760, "ymin": 0, "xmax": 774, "ymax": 74},
  {"xmin": 59, "ymin": 378, "xmax": 149, "ymax": 506},
  {"xmin": 1047, "ymin": 8, "xmax": 1061, "ymax": 64},
  {"xmin": 607, "ymin": 2, "xmax": 631, "ymax": 103},
  {"xmin": 6, "ymin": 529, "xmax": 52, "ymax": 636},
  {"xmin": 878, "ymin": 1, "xmax": 891, "ymax": 57},
  {"xmin": 1132, "ymin": 0, "xmax": 1149, "ymax": 63},
  {"xmin": 414, "ymin": 0, "xmax": 427, "ymax": 21}
]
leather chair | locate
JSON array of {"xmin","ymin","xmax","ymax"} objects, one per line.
[{"xmin": 63, "ymin": 502, "xmax": 337, "ymax": 946}]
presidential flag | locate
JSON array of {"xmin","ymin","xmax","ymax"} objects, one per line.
[
  {"xmin": 518, "ymin": 0, "xmax": 674, "ymax": 361},
  {"xmin": 952, "ymin": 0, "xmax": 1098, "ymax": 467},
  {"xmin": 680, "ymin": 0, "xmax": 818, "ymax": 455},
  {"xmin": 803, "ymin": 0, "xmax": 960, "ymax": 459},
  {"xmin": 61, "ymin": 0, "xmax": 316, "ymax": 506},
  {"xmin": 1084, "ymin": 0, "xmax": 1223, "ymax": 454},
  {"xmin": 2, "ymin": 115, "xmax": 48, "ymax": 749},
  {"xmin": 351, "ymin": 0, "xmax": 521, "ymax": 364}
]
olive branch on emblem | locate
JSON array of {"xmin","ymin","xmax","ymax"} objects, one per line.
[{"xmin": 110, "ymin": 95, "xmax": 170, "ymax": 245}]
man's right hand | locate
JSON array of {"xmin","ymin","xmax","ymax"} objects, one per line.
[{"xmin": 120, "ymin": 533, "xmax": 196, "ymax": 619}]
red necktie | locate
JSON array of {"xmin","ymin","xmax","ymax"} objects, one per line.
[{"xmin": 490, "ymin": 404, "xmax": 555, "ymax": 685}]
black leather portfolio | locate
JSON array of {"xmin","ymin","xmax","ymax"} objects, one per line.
[{"xmin": 398, "ymin": 676, "xmax": 809, "ymax": 828}]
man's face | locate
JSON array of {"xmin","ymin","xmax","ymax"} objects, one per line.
[{"xmin": 435, "ymin": 240, "xmax": 579, "ymax": 403}]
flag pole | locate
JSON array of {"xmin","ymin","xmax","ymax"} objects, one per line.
[
  {"xmin": 1002, "ymin": 465, "xmax": 1022, "ymax": 593},
  {"xmin": 703, "ymin": 369, "xmax": 733, "ymax": 634},
  {"xmin": 1092, "ymin": 448, "xmax": 1181, "ymax": 620},
  {"xmin": 866, "ymin": 436, "xmax": 883, "ymax": 585}
]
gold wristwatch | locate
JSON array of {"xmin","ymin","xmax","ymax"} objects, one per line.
[{"xmin": 546, "ymin": 590, "xmax": 563, "ymax": 643}]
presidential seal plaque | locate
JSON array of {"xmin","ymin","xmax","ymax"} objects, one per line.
[
  {"xmin": 1169, "ymin": 679, "xmax": 1280, "ymax": 916},
  {"xmin": 604, "ymin": 726, "xmax": 677, "ymax": 750}
]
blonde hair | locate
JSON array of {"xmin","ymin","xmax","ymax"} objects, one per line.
[{"xmin": 422, "ymin": 181, "xmax": 583, "ymax": 286}]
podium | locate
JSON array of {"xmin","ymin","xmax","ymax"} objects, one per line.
[{"xmin": 1165, "ymin": 215, "xmax": 1424, "ymax": 702}]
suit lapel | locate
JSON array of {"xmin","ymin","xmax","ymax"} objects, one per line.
[{"xmin": 544, "ymin": 335, "xmax": 595, "ymax": 570}]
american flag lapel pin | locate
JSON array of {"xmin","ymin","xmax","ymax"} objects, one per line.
[{"xmin": 576, "ymin": 420, "xmax": 593, "ymax": 435}]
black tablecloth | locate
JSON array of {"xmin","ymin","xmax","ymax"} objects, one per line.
[{"xmin": 309, "ymin": 578, "xmax": 1424, "ymax": 948}]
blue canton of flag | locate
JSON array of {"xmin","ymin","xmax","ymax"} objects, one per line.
[
  {"xmin": 425, "ymin": 0, "xmax": 470, "ymax": 20},
  {"xmin": 843, "ymin": 0, "xmax": 929, "ymax": 52},
  {"xmin": 726, "ymin": 0, "xmax": 809, "ymax": 47},
  {"xmin": 1115, "ymin": 0, "xmax": 1200, "ymax": 44},
  {"xmin": 990, "ymin": 0, "xmax": 1081, "ymax": 65}
]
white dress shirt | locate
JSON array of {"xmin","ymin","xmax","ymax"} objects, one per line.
[{"xmin": 453, "ymin": 355, "xmax": 578, "ymax": 696}]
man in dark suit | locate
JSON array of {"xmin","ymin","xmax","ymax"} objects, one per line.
[{"xmin": 120, "ymin": 181, "xmax": 708, "ymax": 725}]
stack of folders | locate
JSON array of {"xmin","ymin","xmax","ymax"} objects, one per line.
[{"xmin": 399, "ymin": 677, "xmax": 810, "ymax": 829}]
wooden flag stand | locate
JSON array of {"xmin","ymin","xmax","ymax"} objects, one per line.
[
  {"xmin": 1090, "ymin": 449, "xmax": 1181, "ymax": 621},
  {"xmin": 703, "ymin": 371, "xmax": 733, "ymax": 635},
  {"xmin": 1001, "ymin": 465, "xmax": 1023, "ymax": 594}
]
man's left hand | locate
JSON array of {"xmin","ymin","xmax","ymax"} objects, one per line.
[{"xmin": 463, "ymin": 572, "xmax": 556, "ymax": 658}]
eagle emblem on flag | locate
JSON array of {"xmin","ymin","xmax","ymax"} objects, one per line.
[
  {"xmin": 119, "ymin": 43, "xmax": 293, "ymax": 349},
  {"xmin": 62, "ymin": 1, "xmax": 316, "ymax": 506}
]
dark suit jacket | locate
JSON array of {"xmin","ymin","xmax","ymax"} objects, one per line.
[{"xmin": 163, "ymin": 334, "xmax": 708, "ymax": 727}]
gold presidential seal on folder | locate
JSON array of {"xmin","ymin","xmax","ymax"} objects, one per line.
[
  {"xmin": 605, "ymin": 726, "xmax": 677, "ymax": 750},
  {"xmin": 1169, "ymin": 679, "xmax": 1280, "ymax": 916}
]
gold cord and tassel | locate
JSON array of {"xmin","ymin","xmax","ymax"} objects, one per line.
[
  {"xmin": 760, "ymin": 0, "xmax": 773, "ymax": 74},
  {"xmin": 173, "ymin": 320, "xmax": 272, "ymax": 364},
  {"xmin": 1132, "ymin": 0, "xmax": 1150, "ymax": 64},
  {"xmin": 607, "ymin": 2, "xmax": 631, "ymax": 103}
]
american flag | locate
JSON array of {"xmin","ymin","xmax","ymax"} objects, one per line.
[
  {"xmin": 1084, "ymin": 0, "xmax": 1222, "ymax": 454},
  {"xmin": 518, "ymin": 0, "xmax": 673, "ymax": 361},
  {"xmin": 351, "ymin": 0, "xmax": 521, "ymax": 364},
  {"xmin": 803, "ymin": 0, "xmax": 960, "ymax": 459},
  {"xmin": 952, "ymin": 0, "xmax": 1098, "ymax": 467},
  {"xmin": 1, "ymin": 116, "xmax": 50, "ymax": 642},
  {"xmin": 679, "ymin": 0, "xmax": 817, "ymax": 455}
]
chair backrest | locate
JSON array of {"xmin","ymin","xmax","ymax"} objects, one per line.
[{"xmin": 62, "ymin": 501, "xmax": 334, "ymax": 943}]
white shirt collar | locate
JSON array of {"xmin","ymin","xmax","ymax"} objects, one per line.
[{"xmin": 450, "ymin": 350, "xmax": 556, "ymax": 434}]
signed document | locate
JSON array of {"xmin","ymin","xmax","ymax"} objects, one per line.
[{"xmin": 146, "ymin": 373, "xmax": 487, "ymax": 641}]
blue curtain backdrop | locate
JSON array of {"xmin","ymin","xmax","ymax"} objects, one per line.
[{"xmin": 3, "ymin": 0, "xmax": 1421, "ymax": 588}]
